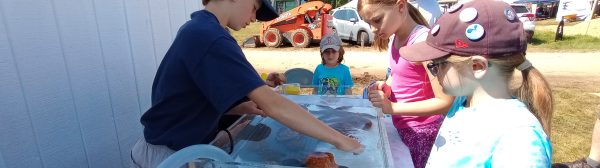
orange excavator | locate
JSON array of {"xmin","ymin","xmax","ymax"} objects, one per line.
[{"xmin": 243, "ymin": 1, "xmax": 334, "ymax": 48}]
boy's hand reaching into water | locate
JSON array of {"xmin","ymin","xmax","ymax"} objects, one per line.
[
  {"xmin": 367, "ymin": 81, "xmax": 393, "ymax": 113},
  {"xmin": 335, "ymin": 136, "xmax": 365, "ymax": 155}
]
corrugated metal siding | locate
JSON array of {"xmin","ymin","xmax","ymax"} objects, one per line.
[
  {"xmin": 0, "ymin": 152, "xmax": 6, "ymax": 168},
  {"xmin": 0, "ymin": 0, "xmax": 201, "ymax": 167}
]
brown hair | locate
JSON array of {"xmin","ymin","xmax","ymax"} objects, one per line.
[
  {"xmin": 203, "ymin": 0, "xmax": 228, "ymax": 5},
  {"xmin": 357, "ymin": 0, "xmax": 430, "ymax": 51},
  {"xmin": 321, "ymin": 46, "xmax": 345, "ymax": 65},
  {"xmin": 447, "ymin": 54, "xmax": 553, "ymax": 136}
]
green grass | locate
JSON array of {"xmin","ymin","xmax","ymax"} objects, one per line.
[
  {"xmin": 547, "ymin": 76, "xmax": 600, "ymax": 162},
  {"xmin": 528, "ymin": 31, "xmax": 600, "ymax": 52},
  {"xmin": 536, "ymin": 19, "xmax": 582, "ymax": 26},
  {"xmin": 536, "ymin": 19, "xmax": 600, "ymax": 38}
]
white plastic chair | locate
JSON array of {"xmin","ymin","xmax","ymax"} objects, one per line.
[{"xmin": 157, "ymin": 144, "xmax": 233, "ymax": 168}]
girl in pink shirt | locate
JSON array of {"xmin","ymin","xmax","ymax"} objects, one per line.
[{"xmin": 357, "ymin": 0, "xmax": 454, "ymax": 167}]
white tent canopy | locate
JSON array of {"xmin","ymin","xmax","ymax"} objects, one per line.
[{"xmin": 556, "ymin": 0, "xmax": 593, "ymax": 21}]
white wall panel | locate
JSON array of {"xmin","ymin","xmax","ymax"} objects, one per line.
[
  {"xmin": 2, "ymin": 0, "xmax": 88, "ymax": 167},
  {"xmin": 0, "ymin": 0, "xmax": 197, "ymax": 167}
]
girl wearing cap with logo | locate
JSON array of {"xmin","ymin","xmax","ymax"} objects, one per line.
[
  {"xmin": 357, "ymin": 0, "xmax": 454, "ymax": 167},
  {"xmin": 312, "ymin": 34, "xmax": 354, "ymax": 95},
  {"xmin": 398, "ymin": 0, "xmax": 552, "ymax": 166},
  {"xmin": 130, "ymin": 0, "xmax": 362, "ymax": 167}
]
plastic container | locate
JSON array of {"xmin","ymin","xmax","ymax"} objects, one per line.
[{"xmin": 211, "ymin": 95, "xmax": 393, "ymax": 168}]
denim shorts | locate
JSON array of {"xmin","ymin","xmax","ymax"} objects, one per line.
[{"xmin": 130, "ymin": 138, "xmax": 175, "ymax": 168}]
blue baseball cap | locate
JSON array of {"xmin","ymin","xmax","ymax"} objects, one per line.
[{"xmin": 257, "ymin": 0, "xmax": 279, "ymax": 21}]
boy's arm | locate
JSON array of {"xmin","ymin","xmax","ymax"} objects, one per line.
[{"xmin": 248, "ymin": 85, "xmax": 363, "ymax": 153}]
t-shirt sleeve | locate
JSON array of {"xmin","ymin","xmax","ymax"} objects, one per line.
[
  {"xmin": 185, "ymin": 37, "xmax": 264, "ymax": 114},
  {"xmin": 490, "ymin": 126, "xmax": 552, "ymax": 167},
  {"xmin": 343, "ymin": 66, "xmax": 354, "ymax": 88},
  {"xmin": 311, "ymin": 66, "xmax": 320, "ymax": 87}
]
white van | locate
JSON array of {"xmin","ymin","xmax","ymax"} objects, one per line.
[
  {"xmin": 331, "ymin": 7, "xmax": 375, "ymax": 47},
  {"xmin": 511, "ymin": 4, "xmax": 536, "ymax": 41}
]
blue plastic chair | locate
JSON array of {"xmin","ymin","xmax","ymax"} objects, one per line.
[
  {"xmin": 284, "ymin": 68, "xmax": 314, "ymax": 88},
  {"xmin": 157, "ymin": 145, "xmax": 233, "ymax": 168}
]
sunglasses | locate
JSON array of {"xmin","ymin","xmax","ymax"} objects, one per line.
[{"xmin": 426, "ymin": 61, "xmax": 449, "ymax": 77}]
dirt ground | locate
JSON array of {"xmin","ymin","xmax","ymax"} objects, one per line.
[{"xmin": 243, "ymin": 48, "xmax": 600, "ymax": 79}]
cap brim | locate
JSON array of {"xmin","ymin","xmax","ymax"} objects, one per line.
[
  {"xmin": 320, "ymin": 45, "xmax": 340, "ymax": 53},
  {"xmin": 399, "ymin": 41, "xmax": 450, "ymax": 62},
  {"xmin": 257, "ymin": 0, "xmax": 279, "ymax": 21}
]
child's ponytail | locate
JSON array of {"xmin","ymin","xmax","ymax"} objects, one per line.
[
  {"xmin": 492, "ymin": 54, "xmax": 553, "ymax": 136},
  {"xmin": 407, "ymin": 3, "xmax": 429, "ymax": 28},
  {"xmin": 371, "ymin": 3, "xmax": 430, "ymax": 51},
  {"xmin": 515, "ymin": 62, "xmax": 553, "ymax": 136}
]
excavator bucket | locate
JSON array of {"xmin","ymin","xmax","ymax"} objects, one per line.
[{"xmin": 242, "ymin": 35, "xmax": 261, "ymax": 48}]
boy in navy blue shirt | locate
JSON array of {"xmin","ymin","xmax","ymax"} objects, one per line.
[{"xmin": 130, "ymin": 0, "xmax": 363, "ymax": 167}]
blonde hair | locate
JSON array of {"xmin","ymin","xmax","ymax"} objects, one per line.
[
  {"xmin": 357, "ymin": 0, "xmax": 429, "ymax": 51},
  {"xmin": 446, "ymin": 54, "xmax": 553, "ymax": 136}
]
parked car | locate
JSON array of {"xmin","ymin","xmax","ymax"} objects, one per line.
[
  {"xmin": 511, "ymin": 4, "xmax": 536, "ymax": 42},
  {"xmin": 331, "ymin": 7, "xmax": 375, "ymax": 47}
]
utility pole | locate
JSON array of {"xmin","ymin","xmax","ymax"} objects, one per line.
[
  {"xmin": 590, "ymin": 0, "xmax": 599, "ymax": 20},
  {"xmin": 586, "ymin": 0, "xmax": 598, "ymax": 35}
]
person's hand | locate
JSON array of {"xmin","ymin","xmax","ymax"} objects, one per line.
[
  {"xmin": 366, "ymin": 81, "xmax": 381, "ymax": 93},
  {"xmin": 334, "ymin": 136, "xmax": 364, "ymax": 155},
  {"xmin": 227, "ymin": 101, "xmax": 267, "ymax": 117},
  {"xmin": 367, "ymin": 81, "xmax": 391, "ymax": 95},
  {"xmin": 367, "ymin": 81, "xmax": 393, "ymax": 113},
  {"xmin": 265, "ymin": 72, "xmax": 285, "ymax": 87}
]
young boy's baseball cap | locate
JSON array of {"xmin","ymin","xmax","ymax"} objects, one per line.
[
  {"xmin": 320, "ymin": 34, "xmax": 342, "ymax": 53},
  {"xmin": 399, "ymin": 0, "xmax": 527, "ymax": 62},
  {"xmin": 257, "ymin": 0, "xmax": 279, "ymax": 21}
]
